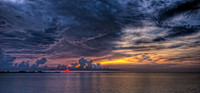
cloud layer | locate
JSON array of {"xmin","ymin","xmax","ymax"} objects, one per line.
[{"xmin": 0, "ymin": 0, "xmax": 199, "ymax": 71}]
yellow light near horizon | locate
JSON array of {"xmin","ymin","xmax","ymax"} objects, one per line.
[{"xmin": 99, "ymin": 57, "xmax": 138, "ymax": 65}]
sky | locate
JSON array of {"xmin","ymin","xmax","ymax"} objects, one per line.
[{"xmin": 0, "ymin": 0, "xmax": 200, "ymax": 72}]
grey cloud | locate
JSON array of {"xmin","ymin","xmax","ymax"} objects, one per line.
[
  {"xmin": 14, "ymin": 58, "xmax": 48, "ymax": 70},
  {"xmin": 36, "ymin": 58, "xmax": 47, "ymax": 65},
  {"xmin": 56, "ymin": 58, "xmax": 102, "ymax": 70},
  {"xmin": 15, "ymin": 61, "xmax": 30, "ymax": 70},
  {"xmin": 56, "ymin": 64, "xmax": 68, "ymax": 70},
  {"xmin": 142, "ymin": 54, "xmax": 152, "ymax": 62},
  {"xmin": 0, "ymin": 48, "xmax": 16, "ymax": 70},
  {"xmin": 0, "ymin": 48, "xmax": 48, "ymax": 70},
  {"xmin": 114, "ymin": 45, "xmax": 167, "ymax": 51},
  {"xmin": 153, "ymin": 37, "xmax": 165, "ymax": 42},
  {"xmin": 168, "ymin": 43, "xmax": 184, "ymax": 49}
]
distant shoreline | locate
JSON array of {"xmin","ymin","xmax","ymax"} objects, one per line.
[
  {"xmin": 0, "ymin": 69, "xmax": 121, "ymax": 73},
  {"xmin": 1, "ymin": 70, "xmax": 200, "ymax": 73}
]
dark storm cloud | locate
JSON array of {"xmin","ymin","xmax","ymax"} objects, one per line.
[
  {"xmin": 0, "ymin": 0, "xmax": 200, "ymax": 70},
  {"xmin": 1, "ymin": 0, "xmax": 199, "ymax": 53},
  {"xmin": 50, "ymin": 0, "xmax": 123, "ymax": 57},
  {"xmin": 0, "ymin": 30, "xmax": 60, "ymax": 51},
  {"xmin": 165, "ymin": 26, "xmax": 199, "ymax": 38},
  {"xmin": 158, "ymin": 0, "xmax": 200, "ymax": 22},
  {"xmin": 0, "ymin": 20, "xmax": 7, "ymax": 27},
  {"xmin": 0, "ymin": 0, "xmax": 123, "ymax": 57},
  {"xmin": 120, "ymin": 0, "xmax": 200, "ymax": 43},
  {"xmin": 152, "ymin": 37, "xmax": 165, "ymax": 42}
]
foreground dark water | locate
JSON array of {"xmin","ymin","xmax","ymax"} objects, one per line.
[{"xmin": 0, "ymin": 73, "xmax": 199, "ymax": 93}]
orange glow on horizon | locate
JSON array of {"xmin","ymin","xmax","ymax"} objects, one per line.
[
  {"xmin": 100, "ymin": 57, "xmax": 138, "ymax": 65},
  {"xmin": 60, "ymin": 70, "xmax": 75, "ymax": 73},
  {"xmin": 60, "ymin": 70, "xmax": 111, "ymax": 73}
]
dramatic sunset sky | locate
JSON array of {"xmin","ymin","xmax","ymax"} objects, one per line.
[{"xmin": 0, "ymin": 0, "xmax": 199, "ymax": 72}]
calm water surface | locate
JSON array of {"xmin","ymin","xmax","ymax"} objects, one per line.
[{"xmin": 0, "ymin": 73, "xmax": 199, "ymax": 93}]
